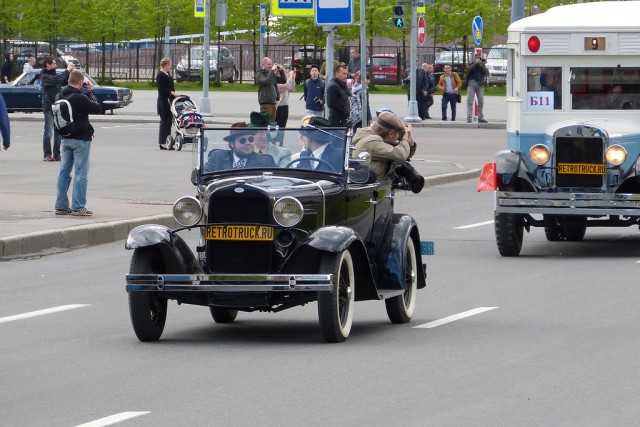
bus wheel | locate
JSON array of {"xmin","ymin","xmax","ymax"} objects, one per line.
[{"xmin": 495, "ymin": 212, "xmax": 523, "ymax": 257}]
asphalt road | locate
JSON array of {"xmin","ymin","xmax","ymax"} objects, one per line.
[{"xmin": 2, "ymin": 179, "xmax": 640, "ymax": 426}]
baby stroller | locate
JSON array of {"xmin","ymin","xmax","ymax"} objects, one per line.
[{"xmin": 166, "ymin": 95, "xmax": 205, "ymax": 151}]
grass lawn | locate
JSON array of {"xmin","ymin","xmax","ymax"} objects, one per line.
[{"xmin": 107, "ymin": 79, "xmax": 507, "ymax": 96}]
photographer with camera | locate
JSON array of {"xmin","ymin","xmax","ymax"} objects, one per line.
[
  {"xmin": 465, "ymin": 53, "xmax": 490, "ymax": 123},
  {"xmin": 351, "ymin": 111, "xmax": 422, "ymax": 192},
  {"xmin": 255, "ymin": 57, "xmax": 286, "ymax": 121},
  {"xmin": 303, "ymin": 64, "xmax": 325, "ymax": 117}
]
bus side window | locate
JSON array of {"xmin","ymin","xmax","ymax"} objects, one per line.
[
  {"xmin": 527, "ymin": 67, "xmax": 562, "ymax": 110},
  {"xmin": 570, "ymin": 67, "xmax": 640, "ymax": 110}
]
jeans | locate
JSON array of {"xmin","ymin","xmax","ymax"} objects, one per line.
[
  {"xmin": 441, "ymin": 93, "xmax": 458, "ymax": 120},
  {"xmin": 466, "ymin": 80, "xmax": 485, "ymax": 121},
  {"xmin": 43, "ymin": 109, "xmax": 61, "ymax": 158},
  {"xmin": 55, "ymin": 138, "xmax": 91, "ymax": 211}
]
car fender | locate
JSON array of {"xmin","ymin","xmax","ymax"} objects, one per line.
[
  {"xmin": 125, "ymin": 224, "xmax": 201, "ymax": 274},
  {"xmin": 495, "ymin": 150, "xmax": 536, "ymax": 190},
  {"xmin": 380, "ymin": 214, "xmax": 427, "ymax": 291},
  {"xmin": 286, "ymin": 226, "xmax": 379, "ymax": 301}
]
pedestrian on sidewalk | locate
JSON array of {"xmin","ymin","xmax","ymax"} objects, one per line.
[
  {"xmin": 156, "ymin": 57, "xmax": 178, "ymax": 150},
  {"xmin": 437, "ymin": 64, "xmax": 462, "ymax": 121},
  {"xmin": 41, "ymin": 56, "xmax": 73, "ymax": 161},
  {"xmin": 23, "ymin": 56, "xmax": 36, "ymax": 73},
  {"xmin": 465, "ymin": 54, "xmax": 489, "ymax": 123},
  {"xmin": 326, "ymin": 62, "xmax": 351, "ymax": 127},
  {"xmin": 0, "ymin": 93, "xmax": 10, "ymax": 151},
  {"xmin": 1, "ymin": 52, "xmax": 14, "ymax": 83},
  {"xmin": 302, "ymin": 64, "xmax": 325, "ymax": 117},
  {"xmin": 54, "ymin": 70, "xmax": 101, "ymax": 217},
  {"xmin": 422, "ymin": 63, "xmax": 436, "ymax": 119},
  {"xmin": 349, "ymin": 71, "xmax": 372, "ymax": 132},
  {"xmin": 402, "ymin": 61, "xmax": 429, "ymax": 120},
  {"xmin": 255, "ymin": 57, "xmax": 286, "ymax": 121}
]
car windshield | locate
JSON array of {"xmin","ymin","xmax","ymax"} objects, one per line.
[
  {"xmin": 436, "ymin": 51, "xmax": 472, "ymax": 63},
  {"xmin": 487, "ymin": 48, "xmax": 507, "ymax": 60},
  {"xmin": 199, "ymin": 127, "xmax": 348, "ymax": 177}
]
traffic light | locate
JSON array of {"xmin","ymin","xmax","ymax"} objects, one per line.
[{"xmin": 393, "ymin": 5, "xmax": 406, "ymax": 29}]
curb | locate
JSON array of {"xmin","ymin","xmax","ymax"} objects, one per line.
[{"xmin": 0, "ymin": 170, "xmax": 477, "ymax": 260}]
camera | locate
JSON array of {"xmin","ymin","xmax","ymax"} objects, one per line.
[
  {"xmin": 82, "ymin": 82, "xmax": 88, "ymax": 88},
  {"xmin": 314, "ymin": 97, "xmax": 324, "ymax": 107}
]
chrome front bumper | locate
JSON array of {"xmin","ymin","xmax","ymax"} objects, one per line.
[
  {"xmin": 496, "ymin": 191, "xmax": 640, "ymax": 216},
  {"xmin": 126, "ymin": 274, "xmax": 333, "ymax": 292}
]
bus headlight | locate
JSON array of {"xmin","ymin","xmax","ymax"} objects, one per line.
[
  {"xmin": 530, "ymin": 144, "xmax": 550, "ymax": 165},
  {"xmin": 606, "ymin": 145, "xmax": 626, "ymax": 166},
  {"xmin": 273, "ymin": 197, "xmax": 303, "ymax": 227},
  {"xmin": 173, "ymin": 196, "xmax": 203, "ymax": 227}
]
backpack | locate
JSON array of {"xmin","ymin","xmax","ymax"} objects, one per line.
[{"xmin": 52, "ymin": 94, "xmax": 77, "ymax": 137}]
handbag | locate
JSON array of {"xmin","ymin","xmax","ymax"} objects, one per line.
[{"xmin": 456, "ymin": 93, "xmax": 462, "ymax": 103}]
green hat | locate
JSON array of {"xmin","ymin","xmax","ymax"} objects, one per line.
[{"xmin": 249, "ymin": 110, "xmax": 278, "ymax": 127}]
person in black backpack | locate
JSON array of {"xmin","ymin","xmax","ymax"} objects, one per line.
[
  {"xmin": 41, "ymin": 56, "xmax": 73, "ymax": 161},
  {"xmin": 54, "ymin": 70, "xmax": 101, "ymax": 217}
]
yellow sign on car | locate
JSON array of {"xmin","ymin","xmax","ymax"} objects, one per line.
[
  {"xmin": 557, "ymin": 163, "xmax": 606, "ymax": 175},
  {"xmin": 206, "ymin": 225, "xmax": 275, "ymax": 241}
]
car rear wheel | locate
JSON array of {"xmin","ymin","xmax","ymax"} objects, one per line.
[
  {"xmin": 128, "ymin": 247, "xmax": 167, "ymax": 342},
  {"xmin": 174, "ymin": 134, "xmax": 184, "ymax": 151},
  {"xmin": 318, "ymin": 249, "xmax": 355, "ymax": 343},
  {"xmin": 385, "ymin": 237, "xmax": 418, "ymax": 324},
  {"xmin": 495, "ymin": 212, "xmax": 524, "ymax": 257},
  {"xmin": 210, "ymin": 307, "xmax": 238, "ymax": 323}
]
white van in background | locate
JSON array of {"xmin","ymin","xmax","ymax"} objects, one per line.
[{"xmin": 486, "ymin": 45, "xmax": 507, "ymax": 85}]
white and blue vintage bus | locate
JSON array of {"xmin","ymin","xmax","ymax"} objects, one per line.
[{"xmin": 479, "ymin": 1, "xmax": 640, "ymax": 256}]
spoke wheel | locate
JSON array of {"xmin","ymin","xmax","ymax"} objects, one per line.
[
  {"xmin": 318, "ymin": 250, "xmax": 355, "ymax": 343},
  {"xmin": 385, "ymin": 237, "xmax": 418, "ymax": 324},
  {"xmin": 495, "ymin": 212, "xmax": 524, "ymax": 257},
  {"xmin": 165, "ymin": 135, "xmax": 175, "ymax": 150},
  {"xmin": 128, "ymin": 247, "xmax": 167, "ymax": 342},
  {"xmin": 210, "ymin": 307, "xmax": 238, "ymax": 323}
]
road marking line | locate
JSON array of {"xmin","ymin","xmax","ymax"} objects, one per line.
[
  {"xmin": 414, "ymin": 307, "xmax": 498, "ymax": 329},
  {"xmin": 75, "ymin": 411, "xmax": 150, "ymax": 427},
  {"xmin": 0, "ymin": 304, "xmax": 90, "ymax": 324},
  {"xmin": 455, "ymin": 220, "xmax": 494, "ymax": 229}
]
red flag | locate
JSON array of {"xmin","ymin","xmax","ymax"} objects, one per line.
[{"xmin": 477, "ymin": 162, "xmax": 497, "ymax": 192}]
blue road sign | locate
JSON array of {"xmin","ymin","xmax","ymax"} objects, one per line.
[
  {"xmin": 315, "ymin": 0, "xmax": 353, "ymax": 26},
  {"xmin": 472, "ymin": 15, "xmax": 483, "ymax": 46}
]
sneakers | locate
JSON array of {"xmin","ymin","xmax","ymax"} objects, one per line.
[
  {"xmin": 71, "ymin": 208, "xmax": 93, "ymax": 217},
  {"xmin": 53, "ymin": 157, "xmax": 61, "ymax": 161},
  {"xmin": 43, "ymin": 155, "xmax": 54, "ymax": 162},
  {"xmin": 55, "ymin": 208, "xmax": 72, "ymax": 216},
  {"xmin": 478, "ymin": 119, "xmax": 488, "ymax": 123}
]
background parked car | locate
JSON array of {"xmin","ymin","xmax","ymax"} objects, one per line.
[
  {"xmin": 0, "ymin": 69, "xmax": 133, "ymax": 114},
  {"xmin": 175, "ymin": 45, "xmax": 239, "ymax": 82},
  {"xmin": 292, "ymin": 45, "xmax": 326, "ymax": 83},
  {"xmin": 486, "ymin": 45, "xmax": 507, "ymax": 86},
  {"xmin": 370, "ymin": 53, "xmax": 400, "ymax": 85},
  {"xmin": 433, "ymin": 50, "xmax": 474, "ymax": 81}
]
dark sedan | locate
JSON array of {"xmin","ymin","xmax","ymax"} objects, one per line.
[{"xmin": 0, "ymin": 69, "xmax": 133, "ymax": 114}]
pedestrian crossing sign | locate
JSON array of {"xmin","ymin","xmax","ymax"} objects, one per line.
[{"xmin": 195, "ymin": 0, "xmax": 205, "ymax": 18}]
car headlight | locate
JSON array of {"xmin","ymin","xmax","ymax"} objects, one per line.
[
  {"xmin": 173, "ymin": 196, "xmax": 203, "ymax": 227},
  {"xmin": 606, "ymin": 144, "xmax": 626, "ymax": 166},
  {"xmin": 530, "ymin": 144, "xmax": 551, "ymax": 165},
  {"xmin": 273, "ymin": 197, "xmax": 303, "ymax": 227}
]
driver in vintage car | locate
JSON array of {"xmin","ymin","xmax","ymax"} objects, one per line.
[
  {"xmin": 297, "ymin": 116, "xmax": 344, "ymax": 172},
  {"xmin": 204, "ymin": 122, "xmax": 276, "ymax": 172}
]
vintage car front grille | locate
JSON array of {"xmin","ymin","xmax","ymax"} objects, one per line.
[
  {"xmin": 206, "ymin": 192, "xmax": 273, "ymax": 273},
  {"xmin": 554, "ymin": 136, "xmax": 605, "ymax": 188}
]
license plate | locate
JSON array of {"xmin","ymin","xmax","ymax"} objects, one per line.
[
  {"xmin": 557, "ymin": 163, "xmax": 606, "ymax": 175},
  {"xmin": 374, "ymin": 74, "xmax": 385, "ymax": 78},
  {"xmin": 206, "ymin": 225, "xmax": 274, "ymax": 241}
]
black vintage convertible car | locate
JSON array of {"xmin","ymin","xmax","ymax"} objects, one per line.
[
  {"xmin": 0, "ymin": 69, "xmax": 133, "ymax": 114},
  {"xmin": 125, "ymin": 125, "xmax": 429, "ymax": 343}
]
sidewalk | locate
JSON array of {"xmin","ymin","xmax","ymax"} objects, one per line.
[{"xmin": 0, "ymin": 91, "xmax": 501, "ymax": 259}]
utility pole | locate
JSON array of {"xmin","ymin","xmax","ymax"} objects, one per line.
[
  {"xmin": 404, "ymin": 0, "xmax": 421, "ymax": 122},
  {"xmin": 200, "ymin": 0, "xmax": 212, "ymax": 114}
]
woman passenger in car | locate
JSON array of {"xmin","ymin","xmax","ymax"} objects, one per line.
[{"xmin": 351, "ymin": 111, "xmax": 416, "ymax": 180}]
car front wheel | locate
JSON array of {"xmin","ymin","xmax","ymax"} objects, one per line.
[
  {"xmin": 128, "ymin": 247, "xmax": 168, "ymax": 342},
  {"xmin": 385, "ymin": 237, "xmax": 418, "ymax": 324},
  {"xmin": 318, "ymin": 249, "xmax": 355, "ymax": 343}
]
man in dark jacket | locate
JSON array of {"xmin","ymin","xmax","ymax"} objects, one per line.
[
  {"xmin": 255, "ymin": 57, "xmax": 286, "ymax": 121},
  {"xmin": 422, "ymin": 63, "xmax": 436, "ymax": 119},
  {"xmin": 41, "ymin": 56, "xmax": 73, "ymax": 161},
  {"xmin": 402, "ymin": 62, "xmax": 429, "ymax": 120},
  {"xmin": 0, "ymin": 93, "xmax": 10, "ymax": 151},
  {"xmin": 298, "ymin": 116, "xmax": 344, "ymax": 172},
  {"xmin": 326, "ymin": 63, "xmax": 351, "ymax": 127},
  {"xmin": 54, "ymin": 70, "xmax": 101, "ymax": 217},
  {"xmin": 303, "ymin": 64, "xmax": 325, "ymax": 117}
]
